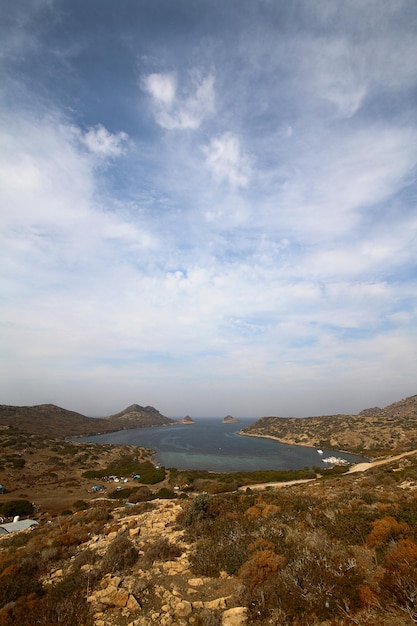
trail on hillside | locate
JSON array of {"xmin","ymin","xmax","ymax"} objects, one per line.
[
  {"xmin": 348, "ymin": 449, "xmax": 417, "ymax": 473},
  {"xmin": 238, "ymin": 449, "xmax": 417, "ymax": 491}
]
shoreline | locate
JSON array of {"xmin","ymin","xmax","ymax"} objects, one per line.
[{"xmin": 238, "ymin": 429, "xmax": 371, "ymax": 463}]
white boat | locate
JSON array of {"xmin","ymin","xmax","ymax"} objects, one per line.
[
  {"xmin": 317, "ymin": 449, "xmax": 323, "ymax": 454},
  {"xmin": 322, "ymin": 456, "xmax": 349, "ymax": 466}
]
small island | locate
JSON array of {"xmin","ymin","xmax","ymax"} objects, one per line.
[
  {"xmin": 222, "ymin": 415, "xmax": 240, "ymax": 424},
  {"xmin": 179, "ymin": 415, "xmax": 196, "ymax": 424}
]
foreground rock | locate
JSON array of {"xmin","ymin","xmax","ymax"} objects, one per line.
[{"xmin": 77, "ymin": 500, "xmax": 243, "ymax": 626}]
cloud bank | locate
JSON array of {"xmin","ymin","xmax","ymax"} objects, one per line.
[{"xmin": 0, "ymin": 1, "xmax": 416, "ymax": 417}]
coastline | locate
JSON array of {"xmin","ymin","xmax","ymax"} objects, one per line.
[{"xmin": 238, "ymin": 429, "xmax": 371, "ymax": 464}]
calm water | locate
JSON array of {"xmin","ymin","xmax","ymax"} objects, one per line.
[{"xmin": 78, "ymin": 418, "xmax": 369, "ymax": 472}]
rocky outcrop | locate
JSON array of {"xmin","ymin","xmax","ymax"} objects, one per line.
[
  {"xmin": 222, "ymin": 415, "xmax": 239, "ymax": 424},
  {"xmin": 179, "ymin": 415, "xmax": 196, "ymax": 424},
  {"xmin": 70, "ymin": 500, "xmax": 244, "ymax": 626}
]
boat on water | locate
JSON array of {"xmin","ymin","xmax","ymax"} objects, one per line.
[{"xmin": 322, "ymin": 456, "xmax": 350, "ymax": 466}]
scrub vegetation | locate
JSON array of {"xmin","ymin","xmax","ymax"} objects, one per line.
[
  {"xmin": 2, "ymin": 395, "xmax": 417, "ymax": 624},
  {"xmin": 1, "ymin": 452, "xmax": 417, "ymax": 624}
]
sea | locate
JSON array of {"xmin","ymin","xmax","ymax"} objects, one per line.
[{"xmin": 77, "ymin": 418, "xmax": 369, "ymax": 472}]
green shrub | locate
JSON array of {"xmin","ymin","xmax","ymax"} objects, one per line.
[
  {"xmin": 128, "ymin": 486, "xmax": 152, "ymax": 502},
  {"xmin": 152, "ymin": 487, "xmax": 177, "ymax": 500},
  {"xmin": 72, "ymin": 500, "xmax": 88, "ymax": 511},
  {"xmin": 0, "ymin": 500, "xmax": 34, "ymax": 518},
  {"xmin": 182, "ymin": 493, "xmax": 210, "ymax": 526},
  {"xmin": 322, "ymin": 509, "xmax": 375, "ymax": 545}
]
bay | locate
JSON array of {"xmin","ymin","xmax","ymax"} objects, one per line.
[{"xmin": 78, "ymin": 418, "xmax": 369, "ymax": 472}]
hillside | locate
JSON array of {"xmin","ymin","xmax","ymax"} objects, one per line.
[
  {"xmin": 2, "ymin": 449, "xmax": 417, "ymax": 625},
  {"xmin": 241, "ymin": 394, "xmax": 417, "ymax": 456},
  {"xmin": 0, "ymin": 403, "xmax": 173, "ymax": 438},
  {"xmin": 2, "ymin": 393, "xmax": 417, "ymax": 624},
  {"xmin": 0, "ymin": 426, "xmax": 159, "ymax": 514}
]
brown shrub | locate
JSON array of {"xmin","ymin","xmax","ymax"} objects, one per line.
[
  {"xmin": 380, "ymin": 539, "xmax": 417, "ymax": 619},
  {"xmin": 144, "ymin": 537, "xmax": 183, "ymax": 564},
  {"xmin": 366, "ymin": 515, "xmax": 409, "ymax": 548},
  {"xmin": 100, "ymin": 535, "xmax": 138, "ymax": 574},
  {"xmin": 0, "ymin": 558, "xmax": 42, "ymax": 611},
  {"xmin": 238, "ymin": 550, "xmax": 286, "ymax": 590}
]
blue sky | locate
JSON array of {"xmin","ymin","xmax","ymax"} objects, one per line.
[{"xmin": 1, "ymin": 0, "xmax": 416, "ymax": 418}]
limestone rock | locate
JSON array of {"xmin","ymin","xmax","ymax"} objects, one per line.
[
  {"xmin": 174, "ymin": 600, "xmax": 192, "ymax": 617},
  {"xmin": 203, "ymin": 597, "xmax": 228, "ymax": 610},
  {"xmin": 222, "ymin": 606, "xmax": 248, "ymax": 626},
  {"xmin": 94, "ymin": 585, "xmax": 129, "ymax": 607},
  {"xmin": 126, "ymin": 594, "xmax": 141, "ymax": 610}
]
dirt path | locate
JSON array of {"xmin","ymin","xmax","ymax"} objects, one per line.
[
  {"xmin": 239, "ymin": 478, "xmax": 316, "ymax": 491},
  {"xmin": 238, "ymin": 449, "xmax": 417, "ymax": 492},
  {"xmin": 348, "ymin": 449, "xmax": 417, "ymax": 473}
]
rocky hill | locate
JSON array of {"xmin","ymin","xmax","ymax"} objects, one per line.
[
  {"xmin": 178, "ymin": 416, "xmax": 196, "ymax": 424},
  {"xmin": 0, "ymin": 403, "xmax": 173, "ymax": 438},
  {"xmin": 106, "ymin": 404, "xmax": 174, "ymax": 429},
  {"xmin": 241, "ymin": 394, "xmax": 417, "ymax": 456},
  {"xmin": 222, "ymin": 415, "xmax": 239, "ymax": 424}
]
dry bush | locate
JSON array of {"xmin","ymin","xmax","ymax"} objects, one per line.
[
  {"xmin": 380, "ymin": 538, "xmax": 417, "ymax": 619},
  {"xmin": 39, "ymin": 571, "xmax": 94, "ymax": 625},
  {"xmin": 100, "ymin": 534, "xmax": 138, "ymax": 575},
  {"xmin": 321, "ymin": 507, "xmax": 375, "ymax": 545},
  {"xmin": 72, "ymin": 548, "xmax": 98, "ymax": 569},
  {"xmin": 245, "ymin": 496, "xmax": 280, "ymax": 519},
  {"xmin": 366, "ymin": 515, "xmax": 409, "ymax": 548},
  {"xmin": 128, "ymin": 486, "xmax": 153, "ymax": 502},
  {"xmin": 239, "ymin": 530, "xmax": 364, "ymax": 623},
  {"xmin": 143, "ymin": 537, "xmax": 183, "ymax": 564},
  {"xmin": 190, "ymin": 533, "xmax": 249, "ymax": 577},
  {"xmin": 0, "ymin": 594, "xmax": 42, "ymax": 626},
  {"xmin": 0, "ymin": 557, "xmax": 42, "ymax": 610},
  {"xmin": 238, "ymin": 549, "xmax": 286, "ymax": 589}
]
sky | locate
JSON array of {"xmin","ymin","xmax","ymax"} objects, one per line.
[{"xmin": 1, "ymin": 0, "xmax": 417, "ymax": 418}]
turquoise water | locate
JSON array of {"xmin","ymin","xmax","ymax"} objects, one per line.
[{"xmin": 78, "ymin": 418, "xmax": 369, "ymax": 472}]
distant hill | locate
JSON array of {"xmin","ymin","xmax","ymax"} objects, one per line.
[
  {"xmin": 106, "ymin": 404, "xmax": 174, "ymax": 429},
  {"xmin": 222, "ymin": 415, "xmax": 239, "ymax": 424},
  {"xmin": 178, "ymin": 415, "xmax": 196, "ymax": 424},
  {"xmin": 0, "ymin": 403, "xmax": 173, "ymax": 438},
  {"xmin": 241, "ymin": 394, "xmax": 417, "ymax": 456}
]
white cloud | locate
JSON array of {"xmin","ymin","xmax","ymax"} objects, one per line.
[
  {"xmin": 267, "ymin": 122, "xmax": 417, "ymax": 242},
  {"xmin": 203, "ymin": 132, "xmax": 251, "ymax": 188},
  {"xmin": 80, "ymin": 124, "xmax": 129, "ymax": 158},
  {"xmin": 142, "ymin": 71, "xmax": 215, "ymax": 130},
  {"xmin": 143, "ymin": 72, "xmax": 177, "ymax": 106},
  {"xmin": 0, "ymin": 112, "xmax": 156, "ymax": 289}
]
